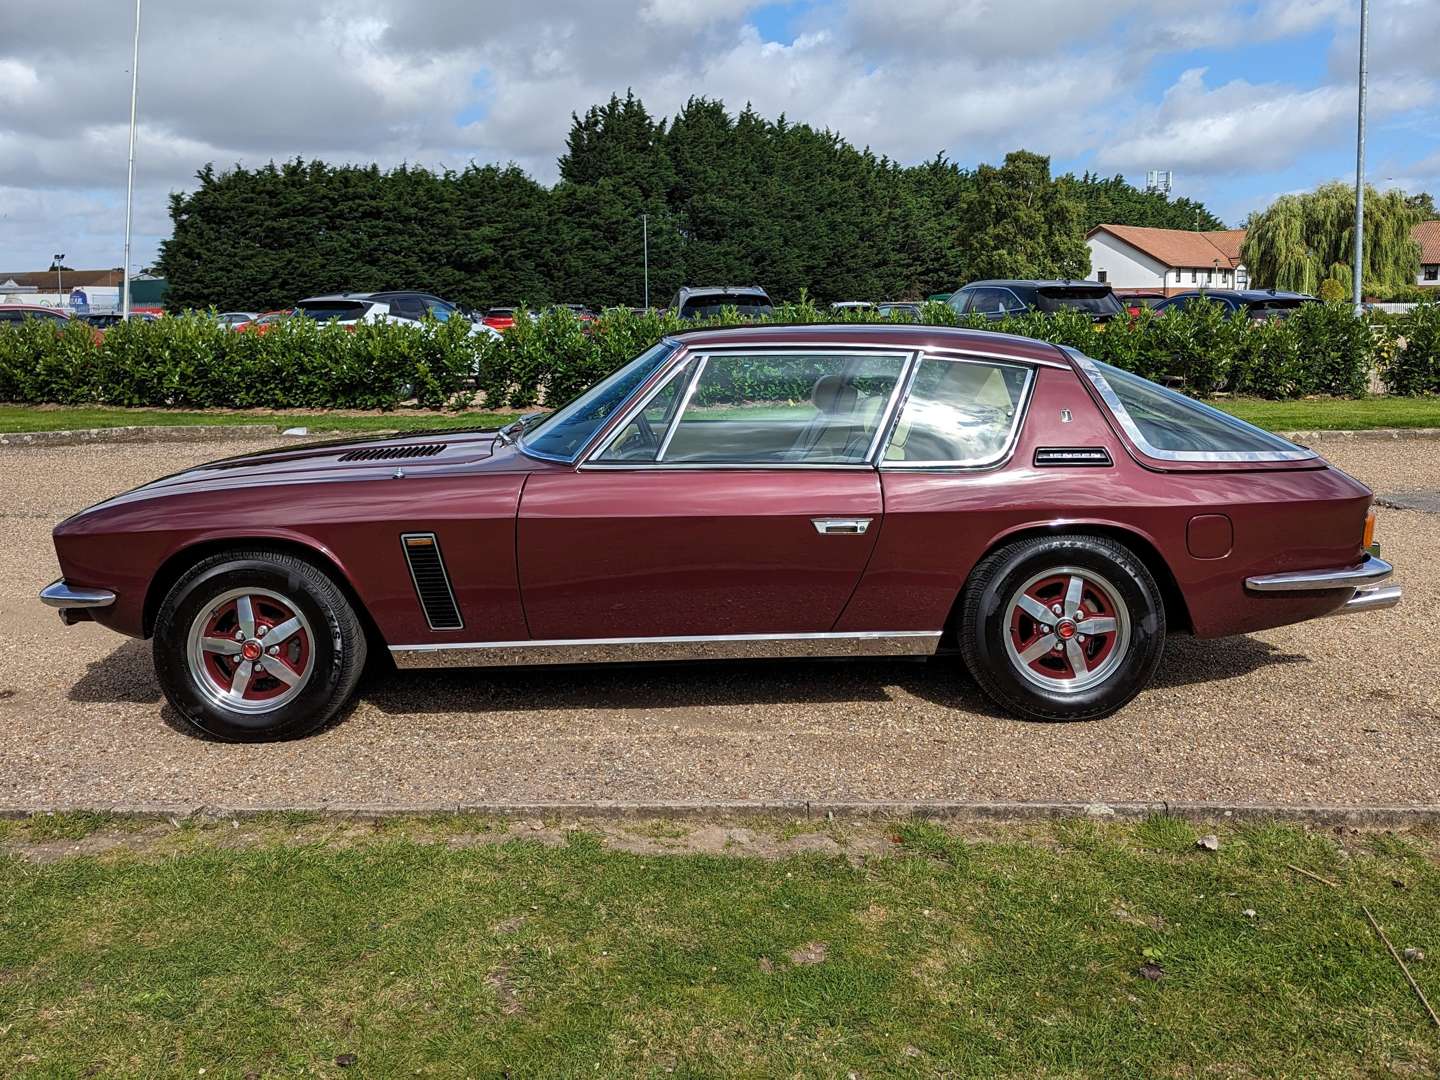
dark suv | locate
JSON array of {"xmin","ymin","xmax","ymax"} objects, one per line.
[
  {"xmin": 669, "ymin": 286, "xmax": 773, "ymax": 320},
  {"xmin": 947, "ymin": 280, "xmax": 1124, "ymax": 321},
  {"xmin": 1153, "ymin": 289, "xmax": 1318, "ymax": 320}
]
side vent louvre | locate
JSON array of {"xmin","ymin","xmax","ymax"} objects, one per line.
[
  {"xmin": 401, "ymin": 533, "xmax": 463, "ymax": 630},
  {"xmin": 340, "ymin": 443, "xmax": 446, "ymax": 462}
]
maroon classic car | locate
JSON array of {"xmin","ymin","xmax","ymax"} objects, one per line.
[{"xmin": 42, "ymin": 324, "xmax": 1400, "ymax": 741}]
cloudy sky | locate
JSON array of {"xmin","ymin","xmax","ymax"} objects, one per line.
[{"xmin": 2, "ymin": 0, "xmax": 1437, "ymax": 273}]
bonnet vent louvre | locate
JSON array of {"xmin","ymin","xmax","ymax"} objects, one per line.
[
  {"xmin": 339, "ymin": 443, "xmax": 446, "ymax": 462},
  {"xmin": 401, "ymin": 533, "xmax": 463, "ymax": 631}
]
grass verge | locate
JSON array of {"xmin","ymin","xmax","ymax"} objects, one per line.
[
  {"xmin": 1, "ymin": 816, "xmax": 1437, "ymax": 1077},
  {"xmin": 0, "ymin": 404, "xmax": 521, "ymax": 435},
  {"xmin": 1217, "ymin": 396, "xmax": 1440, "ymax": 431}
]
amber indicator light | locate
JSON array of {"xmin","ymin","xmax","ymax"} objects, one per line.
[{"xmin": 1362, "ymin": 511, "xmax": 1376, "ymax": 551}]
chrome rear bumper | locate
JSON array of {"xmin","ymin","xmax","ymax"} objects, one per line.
[
  {"xmin": 1245, "ymin": 557, "xmax": 1401, "ymax": 618},
  {"xmin": 1245, "ymin": 556, "xmax": 1393, "ymax": 592}
]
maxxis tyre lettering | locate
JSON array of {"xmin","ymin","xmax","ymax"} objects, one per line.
[
  {"xmin": 959, "ymin": 534, "xmax": 1166, "ymax": 722},
  {"xmin": 152, "ymin": 549, "xmax": 367, "ymax": 741}
]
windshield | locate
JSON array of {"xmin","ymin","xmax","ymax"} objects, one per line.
[
  {"xmin": 520, "ymin": 340, "xmax": 679, "ymax": 461},
  {"xmin": 1036, "ymin": 288, "xmax": 1123, "ymax": 316}
]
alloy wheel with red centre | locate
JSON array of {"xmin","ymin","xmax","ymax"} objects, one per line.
[
  {"xmin": 1002, "ymin": 566, "xmax": 1132, "ymax": 694},
  {"xmin": 184, "ymin": 587, "xmax": 314, "ymax": 714}
]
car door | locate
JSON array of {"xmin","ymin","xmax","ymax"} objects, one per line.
[{"xmin": 516, "ymin": 347, "xmax": 913, "ymax": 640}]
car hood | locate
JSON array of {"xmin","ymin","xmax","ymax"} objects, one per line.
[{"xmin": 64, "ymin": 427, "xmax": 502, "ymax": 518}]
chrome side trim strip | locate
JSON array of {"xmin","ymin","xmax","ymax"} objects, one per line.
[
  {"xmin": 388, "ymin": 630, "xmax": 943, "ymax": 669},
  {"xmin": 39, "ymin": 579, "xmax": 116, "ymax": 609},
  {"xmin": 1326, "ymin": 584, "xmax": 1402, "ymax": 616},
  {"xmin": 1245, "ymin": 556, "xmax": 1393, "ymax": 592}
]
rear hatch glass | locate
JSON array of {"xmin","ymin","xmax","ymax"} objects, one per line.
[
  {"xmin": 680, "ymin": 294, "xmax": 773, "ymax": 319},
  {"xmin": 1245, "ymin": 298, "xmax": 1311, "ymax": 319},
  {"xmin": 294, "ymin": 301, "xmax": 370, "ymax": 322},
  {"xmin": 1036, "ymin": 287, "xmax": 1123, "ymax": 316}
]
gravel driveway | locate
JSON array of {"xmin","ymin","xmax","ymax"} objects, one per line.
[{"xmin": 1, "ymin": 435, "xmax": 1436, "ymax": 811}]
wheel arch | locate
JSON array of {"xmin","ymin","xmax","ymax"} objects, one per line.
[
  {"xmin": 946, "ymin": 520, "xmax": 1192, "ymax": 640},
  {"xmin": 142, "ymin": 535, "xmax": 384, "ymax": 653}
]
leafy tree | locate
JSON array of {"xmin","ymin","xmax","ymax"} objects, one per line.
[
  {"xmin": 1405, "ymin": 191, "xmax": 1438, "ymax": 220},
  {"xmin": 1241, "ymin": 182, "xmax": 1422, "ymax": 295},
  {"xmin": 1062, "ymin": 172, "xmax": 1225, "ymax": 232},
  {"xmin": 957, "ymin": 151, "xmax": 1090, "ymax": 280}
]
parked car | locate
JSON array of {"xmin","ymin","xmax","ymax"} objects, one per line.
[
  {"xmin": 1153, "ymin": 289, "xmax": 1319, "ymax": 321},
  {"xmin": 291, "ymin": 294, "xmax": 418, "ymax": 327},
  {"xmin": 830, "ymin": 301, "xmax": 873, "ymax": 312},
  {"xmin": 215, "ymin": 312, "xmax": 259, "ymax": 330},
  {"xmin": 948, "ymin": 281, "xmax": 1124, "ymax": 321},
  {"xmin": 483, "ymin": 307, "xmax": 520, "ymax": 331},
  {"xmin": 237, "ymin": 310, "xmax": 292, "ymax": 335},
  {"xmin": 556, "ymin": 303, "xmax": 598, "ymax": 321},
  {"xmin": 41, "ymin": 323, "xmax": 1400, "ymax": 741},
  {"xmin": 670, "ymin": 285, "xmax": 773, "ymax": 320},
  {"xmin": 0, "ymin": 303, "xmax": 72, "ymax": 325},
  {"xmin": 1116, "ymin": 292, "xmax": 1167, "ymax": 318},
  {"xmin": 876, "ymin": 302, "xmax": 923, "ymax": 320},
  {"xmin": 81, "ymin": 312, "xmax": 159, "ymax": 329}
]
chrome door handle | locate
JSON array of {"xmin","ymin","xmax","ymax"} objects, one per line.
[{"xmin": 812, "ymin": 517, "xmax": 873, "ymax": 535}]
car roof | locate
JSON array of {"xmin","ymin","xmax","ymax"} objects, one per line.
[
  {"xmin": 677, "ymin": 286, "xmax": 770, "ymax": 297},
  {"xmin": 961, "ymin": 280, "xmax": 1112, "ymax": 289},
  {"xmin": 297, "ymin": 293, "xmax": 377, "ymax": 303},
  {"xmin": 1165, "ymin": 289, "xmax": 1314, "ymax": 302},
  {"xmin": 663, "ymin": 322, "xmax": 1069, "ymax": 365}
]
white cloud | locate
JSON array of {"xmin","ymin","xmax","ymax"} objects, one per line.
[
  {"xmin": 4, "ymin": 0, "xmax": 1437, "ymax": 270},
  {"xmin": 1097, "ymin": 67, "xmax": 1436, "ymax": 175}
]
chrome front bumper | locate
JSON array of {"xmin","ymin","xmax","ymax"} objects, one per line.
[
  {"xmin": 1245, "ymin": 556, "xmax": 1402, "ymax": 617},
  {"xmin": 40, "ymin": 578, "xmax": 116, "ymax": 624}
]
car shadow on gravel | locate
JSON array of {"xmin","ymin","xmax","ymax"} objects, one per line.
[{"xmin": 65, "ymin": 632, "xmax": 1311, "ymax": 734}]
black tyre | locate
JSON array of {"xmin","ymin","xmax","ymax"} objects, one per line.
[
  {"xmin": 152, "ymin": 549, "xmax": 367, "ymax": 741},
  {"xmin": 958, "ymin": 534, "xmax": 1165, "ymax": 721}
]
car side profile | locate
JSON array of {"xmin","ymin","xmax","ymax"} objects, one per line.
[
  {"xmin": 948, "ymin": 281, "xmax": 1124, "ymax": 321},
  {"xmin": 0, "ymin": 304, "xmax": 73, "ymax": 325},
  {"xmin": 1153, "ymin": 289, "xmax": 1320, "ymax": 320},
  {"xmin": 42, "ymin": 323, "xmax": 1400, "ymax": 741}
]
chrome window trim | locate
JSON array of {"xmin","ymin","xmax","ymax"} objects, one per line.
[
  {"xmin": 1067, "ymin": 349, "xmax": 1318, "ymax": 463},
  {"xmin": 579, "ymin": 345, "xmax": 918, "ymax": 471},
  {"xmin": 389, "ymin": 629, "xmax": 943, "ymax": 668},
  {"xmin": 664, "ymin": 333, "xmax": 1072, "ymax": 369},
  {"xmin": 877, "ymin": 353, "xmax": 1037, "ymax": 471},
  {"xmin": 656, "ymin": 356, "xmax": 708, "ymax": 460}
]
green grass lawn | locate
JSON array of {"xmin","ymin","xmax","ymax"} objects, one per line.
[
  {"xmin": 2, "ymin": 396, "xmax": 1438, "ymax": 436},
  {"xmin": 2, "ymin": 814, "xmax": 1437, "ymax": 1077},
  {"xmin": 1218, "ymin": 396, "xmax": 1440, "ymax": 431},
  {"xmin": 0, "ymin": 405, "xmax": 521, "ymax": 435}
]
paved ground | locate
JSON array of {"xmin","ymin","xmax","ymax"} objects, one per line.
[{"xmin": 1, "ymin": 437, "xmax": 1437, "ymax": 811}]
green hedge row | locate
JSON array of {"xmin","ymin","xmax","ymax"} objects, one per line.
[{"xmin": 2, "ymin": 299, "xmax": 1438, "ymax": 411}]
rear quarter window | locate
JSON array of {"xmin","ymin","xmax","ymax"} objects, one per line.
[{"xmin": 1074, "ymin": 355, "xmax": 1314, "ymax": 461}]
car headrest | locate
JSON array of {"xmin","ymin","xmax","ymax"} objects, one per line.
[{"xmin": 811, "ymin": 374, "xmax": 858, "ymax": 415}]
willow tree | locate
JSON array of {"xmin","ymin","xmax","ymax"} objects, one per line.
[{"xmin": 1242, "ymin": 182, "xmax": 1421, "ymax": 295}]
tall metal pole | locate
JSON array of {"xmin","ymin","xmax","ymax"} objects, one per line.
[
  {"xmin": 1352, "ymin": 0, "xmax": 1369, "ymax": 315},
  {"xmin": 642, "ymin": 212, "xmax": 649, "ymax": 310},
  {"xmin": 121, "ymin": 0, "xmax": 141, "ymax": 320}
]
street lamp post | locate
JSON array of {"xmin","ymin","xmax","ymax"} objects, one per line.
[
  {"xmin": 1352, "ymin": 0, "xmax": 1369, "ymax": 315},
  {"xmin": 642, "ymin": 212, "xmax": 650, "ymax": 310},
  {"xmin": 121, "ymin": 0, "xmax": 142, "ymax": 320},
  {"xmin": 54, "ymin": 253, "xmax": 65, "ymax": 302}
]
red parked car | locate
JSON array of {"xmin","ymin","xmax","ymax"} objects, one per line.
[{"xmin": 41, "ymin": 323, "xmax": 1400, "ymax": 741}]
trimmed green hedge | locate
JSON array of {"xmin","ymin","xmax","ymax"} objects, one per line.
[{"xmin": 2, "ymin": 299, "xmax": 1438, "ymax": 411}]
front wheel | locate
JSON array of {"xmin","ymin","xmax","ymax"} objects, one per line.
[
  {"xmin": 959, "ymin": 534, "xmax": 1166, "ymax": 721},
  {"xmin": 153, "ymin": 549, "xmax": 367, "ymax": 741}
]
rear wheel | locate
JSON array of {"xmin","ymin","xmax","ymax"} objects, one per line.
[
  {"xmin": 153, "ymin": 549, "xmax": 367, "ymax": 741},
  {"xmin": 959, "ymin": 535, "xmax": 1165, "ymax": 721}
]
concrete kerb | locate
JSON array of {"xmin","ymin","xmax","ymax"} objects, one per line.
[{"xmin": 4, "ymin": 800, "xmax": 1440, "ymax": 828}]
